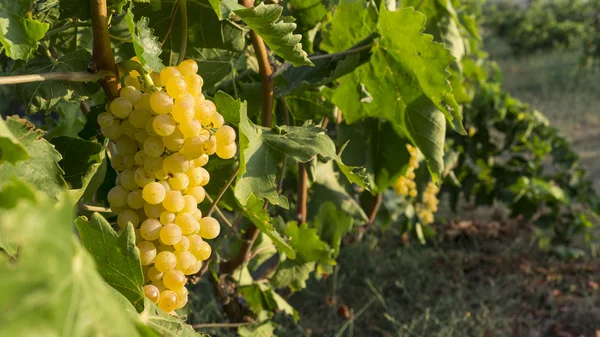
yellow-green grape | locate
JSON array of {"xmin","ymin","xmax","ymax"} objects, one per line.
[
  {"xmin": 118, "ymin": 209, "xmax": 140, "ymax": 229},
  {"xmin": 178, "ymin": 119, "xmax": 201, "ymax": 138},
  {"xmin": 177, "ymin": 59, "xmax": 198, "ymax": 76},
  {"xmin": 163, "ymin": 190, "xmax": 185, "ymax": 213},
  {"xmin": 137, "ymin": 241, "xmax": 157, "ymax": 266},
  {"xmin": 186, "ymin": 186, "xmax": 206, "ymax": 204},
  {"xmin": 192, "ymin": 154, "xmax": 209, "ymax": 167},
  {"xmin": 162, "ymin": 128, "xmax": 185, "ymax": 152},
  {"xmin": 120, "ymin": 85, "xmax": 141, "ymax": 105},
  {"xmin": 192, "ymin": 209, "xmax": 202, "ymax": 221},
  {"xmin": 150, "ymin": 72, "xmax": 162, "ymax": 87},
  {"xmin": 184, "ymin": 74, "xmax": 203, "ymax": 96},
  {"xmin": 158, "ymin": 180, "xmax": 171, "ymax": 193},
  {"xmin": 111, "ymin": 97, "xmax": 134, "ymax": 119},
  {"xmin": 186, "ymin": 167, "xmax": 208, "ymax": 186},
  {"xmin": 153, "ymin": 114, "xmax": 177, "ymax": 136},
  {"xmin": 157, "ymin": 243, "xmax": 175, "ymax": 253},
  {"xmin": 203, "ymin": 100, "xmax": 217, "ymax": 114},
  {"xmin": 121, "ymin": 120, "xmax": 136, "ymax": 139},
  {"xmin": 150, "ymin": 91, "xmax": 174, "ymax": 115},
  {"xmin": 166, "ymin": 76, "xmax": 188, "ymax": 100},
  {"xmin": 135, "ymin": 93, "xmax": 152, "ymax": 110},
  {"xmin": 97, "ymin": 112, "xmax": 114, "ymax": 127},
  {"xmin": 181, "ymin": 195, "xmax": 197, "ymax": 213},
  {"xmin": 160, "ymin": 66, "xmax": 181, "ymax": 85},
  {"xmin": 135, "ymin": 230, "xmax": 143, "ymax": 245},
  {"xmin": 173, "ymin": 235, "xmax": 190, "ymax": 252},
  {"xmin": 163, "ymin": 269, "xmax": 187, "ymax": 290},
  {"xmin": 144, "ymin": 202, "xmax": 165, "ymax": 219},
  {"xmin": 155, "ymin": 251, "xmax": 177, "ymax": 273},
  {"xmin": 134, "ymin": 151, "xmax": 146, "ymax": 166},
  {"xmin": 216, "ymin": 143, "xmax": 237, "ymax": 160},
  {"xmin": 127, "ymin": 189, "xmax": 145, "ymax": 209},
  {"xmin": 119, "ymin": 169, "xmax": 138, "ymax": 190},
  {"xmin": 174, "ymin": 251, "xmax": 196, "ymax": 271},
  {"xmin": 163, "ymin": 153, "xmax": 190, "ymax": 175},
  {"xmin": 123, "ymin": 155, "xmax": 136, "ymax": 169},
  {"xmin": 153, "ymin": 281, "xmax": 166, "ymax": 292},
  {"xmin": 189, "ymin": 236, "xmax": 211, "ymax": 261},
  {"xmin": 160, "ymin": 223, "xmax": 183, "ymax": 245},
  {"xmin": 168, "ymin": 173, "xmax": 189, "ymax": 191},
  {"xmin": 194, "ymin": 101, "xmax": 213, "ymax": 125},
  {"xmin": 145, "ymin": 117, "xmax": 159, "ymax": 137},
  {"xmin": 134, "ymin": 128, "xmax": 149, "ymax": 144},
  {"xmin": 175, "ymin": 213, "xmax": 197, "ymax": 235},
  {"xmin": 140, "ymin": 218, "xmax": 162, "ymax": 241},
  {"xmin": 144, "ymin": 156, "xmax": 164, "ymax": 174},
  {"xmin": 182, "ymin": 136, "xmax": 206, "ymax": 159},
  {"xmin": 128, "ymin": 107, "xmax": 152, "ymax": 128},
  {"xmin": 155, "ymin": 169, "xmax": 169, "ymax": 181},
  {"xmin": 215, "ymin": 125, "xmax": 236, "ymax": 145},
  {"xmin": 174, "ymin": 287, "xmax": 189, "ymax": 308},
  {"xmin": 182, "ymin": 260, "xmax": 202, "ymax": 276},
  {"xmin": 143, "ymin": 284, "xmax": 160, "ymax": 303},
  {"xmin": 101, "ymin": 122, "xmax": 123, "ymax": 140},
  {"xmin": 124, "ymin": 74, "xmax": 142, "ymax": 90},
  {"xmin": 198, "ymin": 217, "xmax": 220, "ymax": 239},
  {"xmin": 114, "ymin": 170, "xmax": 123, "ymax": 186},
  {"xmin": 143, "ymin": 182, "xmax": 166, "ymax": 204},
  {"xmin": 144, "ymin": 136, "xmax": 165, "ymax": 157},
  {"xmin": 147, "ymin": 266, "xmax": 164, "ymax": 283},
  {"xmin": 201, "ymin": 136, "xmax": 217, "ymax": 156},
  {"xmin": 209, "ymin": 113, "xmax": 224, "ymax": 128},
  {"xmin": 193, "ymin": 93, "xmax": 206, "ymax": 108},
  {"xmin": 108, "ymin": 186, "xmax": 129, "ymax": 207},
  {"xmin": 158, "ymin": 290, "xmax": 178, "ymax": 312},
  {"xmin": 111, "ymin": 154, "xmax": 126, "ymax": 171},
  {"xmin": 134, "ymin": 167, "xmax": 155, "ymax": 188},
  {"xmin": 172, "ymin": 95, "xmax": 195, "ymax": 123},
  {"xmin": 160, "ymin": 212, "xmax": 177, "ymax": 225}
]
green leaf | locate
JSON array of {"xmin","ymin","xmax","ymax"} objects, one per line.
[
  {"xmin": 0, "ymin": 116, "xmax": 28, "ymax": 165},
  {"xmin": 125, "ymin": 6, "xmax": 164, "ymax": 73},
  {"xmin": 286, "ymin": 221, "xmax": 335, "ymax": 265},
  {"xmin": 320, "ymin": 0, "xmax": 378, "ymax": 53},
  {"xmin": 140, "ymin": 298, "xmax": 209, "ymax": 336},
  {"xmin": 270, "ymin": 260, "xmax": 314, "ymax": 291},
  {"xmin": 13, "ymin": 50, "xmax": 100, "ymax": 114},
  {"xmin": 313, "ymin": 202, "xmax": 354, "ymax": 257},
  {"xmin": 51, "ymin": 136, "xmax": 106, "ymax": 201},
  {"xmin": 59, "ymin": 0, "xmax": 132, "ymax": 20},
  {"xmin": 0, "ymin": 179, "xmax": 36, "ymax": 257},
  {"xmin": 193, "ymin": 48, "xmax": 241, "ymax": 90},
  {"xmin": 214, "ymin": 90, "xmax": 246, "ymax": 126},
  {"xmin": 243, "ymin": 196, "xmax": 296, "ymax": 258},
  {"xmin": 233, "ymin": 4, "xmax": 312, "ymax": 66},
  {"xmin": 0, "ymin": 116, "xmax": 67, "ymax": 202},
  {"xmin": 286, "ymin": 0, "xmax": 328, "ymax": 32},
  {"xmin": 75, "ymin": 213, "xmax": 145, "ymax": 312},
  {"xmin": 0, "ymin": 0, "xmax": 50, "ymax": 60},
  {"xmin": 238, "ymin": 312, "xmax": 277, "ymax": 337},
  {"xmin": 240, "ymin": 283, "xmax": 298, "ymax": 321},
  {"xmin": 284, "ymin": 90, "xmax": 333, "ymax": 121},
  {"xmin": 45, "ymin": 103, "xmax": 87, "ymax": 141}
]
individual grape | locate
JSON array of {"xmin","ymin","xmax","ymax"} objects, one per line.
[
  {"xmin": 201, "ymin": 137, "xmax": 217, "ymax": 156},
  {"xmin": 144, "ymin": 202, "xmax": 165, "ymax": 219},
  {"xmin": 192, "ymin": 209, "xmax": 202, "ymax": 221},
  {"xmin": 184, "ymin": 74, "xmax": 203, "ymax": 96},
  {"xmin": 173, "ymin": 287, "xmax": 189, "ymax": 308},
  {"xmin": 178, "ymin": 119, "xmax": 201, "ymax": 138},
  {"xmin": 123, "ymin": 155, "xmax": 136, "ymax": 169},
  {"xmin": 166, "ymin": 76, "xmax": 188, "ymax": 99},
  {"xmin": 101, "ymin": 122, "xmax": 123, "ymax": 140},
  {"xmin": 135, "ymin": 93, "xmax": 152, "ymax": 110},
  {"xmin": 118, "ymin": 209, "xmax": 140, "ymax": 229},
  {"xmin": 198, "ymin": 217, "xmax": 220, "ymax": 239},
  {"xmin": 145, "ymin": 117, "xmax": 159, "ymax": 137},
  {"xmin": 127, "ymin": 189, "xmax": 145, "ymax": 209},
  {"xmin": 121, "ymin": 120, "xmax": 136, "ymax": 139},
  {"xmin": 143, "ymin": 284, "xmax": 160, "ymax": 303},
  {"xmin": 181, "ymin": 195, "xmax": 197, "ymax": 213},
  {"xmin": 186, "ymin": 167, "xmax": 207, "ymax": 186},
  {"xmin": 174, "ymin": 251, "xmax": 196, "ymax": 271},
  {"xmin": 134, "ymin": 167, "xmax": 155, "ymax": 188},
  {"xmin": 175, "ymin": 213, "xmax": 197, "ymax": 235},
  {"xmin": 111, "ymin": 97, "xmax": 134, "ymax": 119},
  {"xmin": 163, "ymin": 190, "xmax": 185, "ymax": 213},
  {"xmin": 153, "ymin": 114, "xmax": 177, "ymax": 136},
  {"xmin": 144, "ymin": 136, "xmax": 165, "ymax": 157},
  {"xmin": 155, "ymin": 251, "xmax": 177, "ymax": 273},
  {"xmin": 158, "ymin": 290, "xmax": 178, "ymax": 312},
  {"xmin": 155, "ymin": 169, "xmax": 169, "ymax": 181},
  {"xmin": 190, "ymin": 237, "xmax": 211, "ymax": 261},
  {"xmin": 120, "ymin": 85, "xmax": 141, "ymax": 105},
  {"xmin": 192, "ymin": 154, "xmax": 209, "ymax": 167},
  {"xmin": 97, "ymin": 112, "xmax": 114, "ymax": 127},
  {"xmin": 128, "ymin": 107, "xmax": 152, "ymax": 128},
  {"xmin": 203, "ymin": 100, "xmax": 217, "ymax": 115},
  {"xmin": 135, "ymin": 229, "xmax": 143, "ymax": 245},
  {"xmin": 153, "ymin": 281, "xmax": 166, "ymax": 292},
  {"xmin": 173, "ymin": 235, "xmax": 190, "ymax": 252},
  {"xmin": 111, "ymin": 154, "xmax": 126, "ymax": 171},
  {"xmin": 194, "ymin": 101, "xmax": 213, "ymax": 125},
  {"xmin": 160, "ymin": 212, "xmax": 177, "ymax": 225},
  {"xmin": 163, "ymin": 270, "xmax": 186, "ymax": 290},
  {"xmin": 215, "ymin": 125, "xmax": 236, "ymax": 144},
  {"xmin": 134, "ymin": 151, "xmax": 146, "ymax": 166},
  {"xmin": 158, "ymin": 180, "xmax": 171, "ymax": 193},
  {"xmin": 182, "ymin": 260, "xmax": 202, "ymax": 276},
  {"xmin": 216, "ymin": 142, "xmax": 237, "ymax": 159},
  {"xmin": 143, "ymin": 182, "xmax": 166, "ymax": 204},
  {"xmin": 182, "ymin": 136, "xmax": 206, "ymax": 159},
  {"xmin": 144, "ymin": 156, "xmax": 164, "ymax": 174},
  {"xmin": 147, "ymin": 266, "xmax": 164, "ymax": 283},
  {"xmin": 177, "ymin": 59, "xmax": 199, "ymax": 76},
  {"xmin": 169, "ymin": 173, "xmax": 189, "ymax": 191},
  {"xmin": 140, "ymin": 218, "xmax": 162, "ymax": 241},
  {"xmin": 172, "ymin": 95, "xmax": 195, "ymax": 123},
  {"xmin": 150, "ymin": 91, "xmax": 173, "ymax": 115},
  {"xmin": 124, "ymin": 74, "xmax": 142, "ymax": 90},
  {"xmin": 209, "ymin": 113, "xmax": 225, "ymax": 128},
  {"xmin": 160, "ymin": 223, "xmax": 182, "ymax": 245},
  {"xmin": 160, "ymin": 66, "xmax": 182, "ymax": 85},
  {"xmin": 119, "ymin": 169, "xmax": 138, "ymax": 190},
  {"xmin": 137, "ymin": 241, "xmax": 157, "ymax": 266},
  {"xmin": 163, "ymin": 153, "xmax": 190, "ymax": 175},
  {"xmin": 162, "ymin": 128, "xmax": 185, "ymax": 152},
  {"xmin": 186, "ymin": 186, "xmax": 206, "ymax": 204},
  {"xmin": 134, "ymin": 128, "xmax": 149, "ymax": 144},
  {"xmin": 108, "ymin": 186, "xmax": 129, "ymax": 207},
  {"xmin": 150, "ymin": 72, "xmax": 162, "ymax": 87}
]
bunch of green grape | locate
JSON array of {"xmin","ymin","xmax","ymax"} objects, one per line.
[
  {"xmin": 392, "ymin": 144, "xmax": 419, "ymax": 198},
  {"xmin": 98, "ymin": 59, "xmax": 237, "ymax": 313},
  {"xmin": 416, "ymin": 182, "xmax": 439, "ymax": 225}
]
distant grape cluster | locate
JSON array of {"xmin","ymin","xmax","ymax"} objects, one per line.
[
  {"xmin": 98, "ymin": 59, "xmax": 237, "ymax": 313},
  {"xmin": 416, "ymin": 182, "xmax": 439, "ymax": 225},
  {"xmin": 392, "ymin": 144, "xmax": 419, "ymax": 197}
]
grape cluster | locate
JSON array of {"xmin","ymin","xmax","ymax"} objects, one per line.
[
  {"xmin": 392, "ymin": 144, "xmax": 419, "ymax": 198},
  {"xmin": 98, "ymin": 59, "xmax": 237, "ymax": 313},
  {"xmin": 416, "ymin": 182, "xmax": 439, "ymax": 225}
]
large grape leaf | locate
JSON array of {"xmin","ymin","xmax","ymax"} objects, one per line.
[
  {"xmin": 313, "ymin": 202, "xmax": 354, "ymax": 257},
  {"xmin": 193, "ymin": 48, "xmax": 241, "ymax": 90},
  {"xmin": 0, "ymin": 0, "xmax": 50, "ymax": 60},
  {"xmin": 139, "ymin": 298, "xmax": 208, "ymax": 337},
  {"xmin": 214, "ymin": 90, "xmax": 246, "ymax": 127},
  {"xmin": 0, "ymin": 117, "xmax": 67, "ymax": 202},
  {"xmin": 243, "ymin": 196, "xmax": 296, "ymax": 258},
  {"xmin": 270, "ymin": 260, "xmax": 314, "ymax": 291},
  {"xmin": 125, "ymin": 6, "xmax": 164, "ymax": 73},
  {"xmin": 319, "ymin": 0, "xmax": 378, "ymax": 53},
  {"xmin": 233, "ymin": 4, "xmax": 312, "ymax": 66},
  {"xmin": 0, "ymin": 117, "xmax": 28, "ymax": 165},
  {"xmin": 284, "ymin": 90, "xmax": 334, "ymax": 121},
  {"xmin": 12, "ymin": 50, "xmax": 100, "ymax": 114},
  {"xmin": 286, "ymin": 0, "xmax": 328, "ymax": 33},
  {"xmin": 75, "ymin": 212, "xmax": 145, "ymax": 312},
  {"xmin": 240, "ymin": 282, "xmax": 298, "ymax": 321}
]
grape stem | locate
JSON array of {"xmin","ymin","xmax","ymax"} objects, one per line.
[
  {"xmin": 297, "ymin": 162, "xmax": 308, "ymax": 224},
  {"xmin": 0, "ymin": 71, "xmax": 113, "ymax": 85},
  {"xmin": 204, "ymin": 194, "xmax": 241, "ymax": 238},
  {"xmin": 90, "ymin": 0, "xmax": 119, "ymax": 99},
  {"xmin": 161, "ymin": 0, "xmax": 180, "ymax": 48},
  {"xmin": 355, "ymin": 193, "xmax": 383, "ymax": 242},
  {"xmin": 79, "ymin": 204, "xmax": 112, "ymax": 213},
  {"xmin": 117, "ymin": 60, "xmax": 157, "ymax": 91},
  {"xmin": 193, "ymin": 322, "xmax": 248, "ymax": 329},
  {"xmin": 177, "ymin": 0, "xmax": 188, "ymax": 64},
  {"xmin": 205, "ymin": 167, "xmax": 239, "ymax": 218},
  {"xmin": 45, "ymin": 21, "xmax": 92, "ymax": 37}
]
